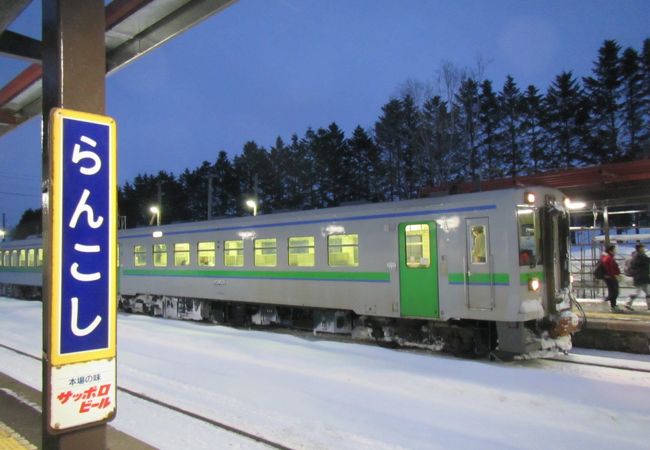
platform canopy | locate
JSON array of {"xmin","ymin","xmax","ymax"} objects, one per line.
[
  {"xmin": 0, "ymin": 0, "xmax": 238, "ymax": 137},
  {"xmin": 422, "ymin": 159, "xmax": 650, "ymax": 209}
]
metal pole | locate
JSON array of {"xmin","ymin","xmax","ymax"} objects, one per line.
[
  {"xmin": 157, "ymin": 180, "xmax": 162, "ymax": 224},
  {"xmin": 603, "ymin": 206, "xmax": 610, "ymax": 248},
  {"xmin": 207, "ymin": 175, "xmax": 213, "ymax": 220},
  {"xmin": 42, "ymin": 1, "xmax": 107, "ymax": 448}
]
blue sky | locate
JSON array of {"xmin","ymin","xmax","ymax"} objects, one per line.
[{"xmin": 1, "ymin": 0, "xmax": 649, "ymax": 229}]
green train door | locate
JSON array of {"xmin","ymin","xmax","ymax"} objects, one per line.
[{"xmin": 398, "ymin": 222, "xmax": 439, "ymax": 318}]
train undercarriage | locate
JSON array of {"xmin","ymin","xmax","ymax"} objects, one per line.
[
  {"xmin": 117, "ymin": 293, "xmax": 574, "ymax": 358},
  {"xmin": 0, "ymin": 282, "xmax": 575, "ymax": 358}
]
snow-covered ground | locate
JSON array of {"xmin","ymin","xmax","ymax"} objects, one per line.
[{"xmin": 1, "ymin": 297, "xmax": 649, "ymax": 450}]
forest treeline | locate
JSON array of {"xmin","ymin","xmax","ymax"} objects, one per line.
[{"xmin": 12, "ymin": 38, "xmax": 650, "ymax": 236}]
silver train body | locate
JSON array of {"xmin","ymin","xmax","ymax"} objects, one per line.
[{"xmin": 0, "ymin": 187, "xmax": 577, "ymax": 355}]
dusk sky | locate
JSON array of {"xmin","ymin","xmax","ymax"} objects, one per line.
[{"xmin": 1, "ymin": 0, "xmax": 649, "ymax": 229}]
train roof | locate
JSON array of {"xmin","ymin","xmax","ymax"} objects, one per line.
[{"xmin": 120, "ymin": 185, "xmax": 566, "ymax": 237}]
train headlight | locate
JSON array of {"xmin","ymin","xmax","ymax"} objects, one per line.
[
  {"xmin": 524, "ymin": 192, "xmax": 536, "ymax": 205},
  {"xmin": 528, "ymin": 277, "xmax": 541, "ymax": 292}
]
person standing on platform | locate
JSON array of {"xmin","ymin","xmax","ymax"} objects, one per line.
[
  {"xmin": 600, "ymin": 244, "xmax": 622, "ymax": 312},
  {"xmin": 625, "ymin": 244, "xmax": 650, "ymax": 311}
]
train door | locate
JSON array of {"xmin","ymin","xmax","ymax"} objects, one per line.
[
  {"xmin": 398, "ymin": 222, "xmax": 439, "ymax": 318},
  {"xmin": 540, "ymin": 206, "xmax": 571, "ymax": 312},
  {"xmin": 465, "ymin": 218, "xmax": 495, "ymax": 310}
]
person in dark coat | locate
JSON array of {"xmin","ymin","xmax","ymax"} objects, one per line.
[
  {"xmin": 600, "ymin": 244, "xmax": 621, "ymax": 312},
  {"xmin": 625, "ymin": 244, "xmax": 650, "ymax": 311}
]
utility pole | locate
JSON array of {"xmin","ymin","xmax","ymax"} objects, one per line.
[
  {"xmin": 157, "ymin": 180, "xmax": 162, "ymax": 225},
  {"xmin": 207, "ymin": 175, "xmax": 215, "ymax": 220}
]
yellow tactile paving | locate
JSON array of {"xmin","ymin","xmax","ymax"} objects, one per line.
[{"xmin": 0, "ymin": 422, "xmax": 35, "ymax": 450}]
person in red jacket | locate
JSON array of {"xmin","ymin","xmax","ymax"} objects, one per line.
[{"xmin": 600, "ymin": 244, "xmax": 622, "ymax": 311}]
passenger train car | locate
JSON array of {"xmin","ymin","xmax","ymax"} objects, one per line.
[{"xmin": 0, "ymin": 187, "xmax": 579, "ymax": 356}]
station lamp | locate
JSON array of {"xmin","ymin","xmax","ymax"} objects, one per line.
[
  {"xmin": 246, "ymin": 199, "xmax": 257, "ymax": 217},
  {"xmin": 149, "ymin": 205, "xmax": 161, "ymax": 226}
]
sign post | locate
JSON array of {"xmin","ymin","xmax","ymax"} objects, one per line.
[
  {"xmin": 41, "ymin": 1, "xmax": 112, "ymax": 447},
  {"xmin": 46, "ymin": 108, "xmax": 117, "ymax": 432}
]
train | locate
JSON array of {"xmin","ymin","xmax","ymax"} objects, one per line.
[{"xmin": 0, "ymin": 186, "xmax": 580, "ymax": 356}]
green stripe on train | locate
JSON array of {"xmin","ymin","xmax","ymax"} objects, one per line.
[
  {"xmin": 0, "ymin": 267, "xmax": 41, "ymax": 273},
  {"xmin": 448, "ymin": 272, "xmax": 510, "ymax": 285},
  {"xmin": 123, "ymin": 268, "xmax": 391, "ymax": 282}
]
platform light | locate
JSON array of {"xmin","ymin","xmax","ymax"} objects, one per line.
[
  {"xmin": 564, "ymin": 198, "xmax": 586, "ymax": 210},
  {"xmin": 245, "ymin": 199, "xmax": 257, "ymax": 217},
  {"xmin": 0, "ymin": 229, "xmax": 5, "ymax": 241},
  {"xmin": 149, "ymin": 205, "xmax": 160, "ymax": 226}
]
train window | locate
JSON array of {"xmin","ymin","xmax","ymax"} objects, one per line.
[
  {"xmin": 27, "ymin": 249, "xmax": 35, "ymax": 267},
  {"xmin": 134, "ymin": 245, "xmax": 147, "ymax": 267},
  {"xmin": 174, "ymin": 243, "xmax": 191, "ymax": 266},
  {"xmin": 470, "ymin": 225, "xmax": 487, "ymax": 264},
  {"xmin": 197, "ymin": 242, "xmax": 216, "ymax": 267},
  {"xmin": 37, "ymin": 248, "xmax": 43, "ymax": 267},
  {"xmin": 254, "ymin": 238, "xmax": 277, "ymax": 267},
  {"xmin": 11, "ymin": 250, "xmax": 18, "ymax": 267},
  {"xmin": 405, "ymin": 224, "xmax": 430, "ymax": 268},
  {"xmin": 153, "ymin": 243, "xmax": 168, "ymax": 267},
  {"xmin": 19, "ymin": 249, "xmax": 27, "ymax": 267},
  {"xmin": 224, "ymin": 240, "xmax": 244, "ymax": 267},
  {"xmin": 517, "ymin": 208, "xmax": 541, "ymax": 266},
  {"xmin": 328, "ymin": 234, "xmax": 359, "ymax": 267},
  {"xmin": 288, "ymin": 236, "xmax": 315, "ymax": 267}
]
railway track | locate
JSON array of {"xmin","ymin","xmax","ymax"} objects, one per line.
[
  {"xmin": 0, "ymin": 342, "xmax": 293, "ymax": 450},
  {"xmin": 544, "ymin": 352, "xmax": 650, "ymax": 374}
]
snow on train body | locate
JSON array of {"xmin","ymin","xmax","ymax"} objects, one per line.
[{"xmin": 0, "ymin": 187, "xmax": 579, "ymax": 356}]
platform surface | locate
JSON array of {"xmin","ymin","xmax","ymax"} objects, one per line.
[{"xmin": 0, "ymin": 372, "xmax": 154, "ymax": 450}]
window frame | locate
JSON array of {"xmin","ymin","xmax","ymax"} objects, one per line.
[
  {"xmin": 327, "ymin": 233, "xmax": 359, "ymax": 267},
  {"xmin": 224, "ymin": 239, "xmax": 244, "ymax": 267},
  {"xmin": 404, "ymin": 224, "xmax": 431, "ymax": 269},
  {"xmin": 197, "ymin": 241, "xmax": 216, "ymax": 267},
  {"xmin": 288, "ymin": 236, "xmax": 315, "ymax": 267},
  {"xmin": 254, "ymin": 238, "xmax": 278, "ymax": 267},
  {"xmin": 174, "ymin": 242, "xmax": 191, "ymax": 267},
  {"xmin": 134, "ymin": 245, "xmax": 147, "ymax": 267},
  {"xmin": 153, "ymin": 243, "xmax": 168, "ymax": 267}
]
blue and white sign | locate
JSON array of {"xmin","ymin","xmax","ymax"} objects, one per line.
[{"xmin": 50, "ymin": 108, "xmax": 117, "ymax": 365}]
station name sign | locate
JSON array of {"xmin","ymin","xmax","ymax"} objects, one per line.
[{"xmin": 48, "ymin": 108, "xmax": 117, "ymax": 431}]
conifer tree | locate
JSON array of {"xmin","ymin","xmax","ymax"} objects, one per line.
[
  {"xmin": 498, "ymin": 76, "xmax": 525, "ymax": 177},
  {"xmin": 456, "ymin": 78, "xmax": 480, "ymax": 181},
  {"xmin": 521, "ymin": 85, "xmax": 548, "ymax": 173},
  {"xmin": 213, "ymin": 151, "xmax": 238, "ymax": 216},
  {"xmin": 478, "ymin": 80, "xmax": 501, "ymax": 180},
  {"xmin": 375, "ymin": 99, "xmax": 407, "ymax": 200},
  {"xmin": 583, "ymin": 39, "xmax": 623, "ymax": 163},
  {"xmin": 421, "ymin": 96, "xmax": 452, "ymax": 186},
  {"xmin": 545, "ymin": 71, "xmax": 587, "ymax": 168},
  {"xmin": 348, "ymin": 126, "xmax": 385, "ymax": 202},
  {"xmin": 620, "ymin": 47, "xmax": 644, "ymax": 158},
  {"xmin": 640, "ymin": 39, "xmax": 650, "ymax": 153}
]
